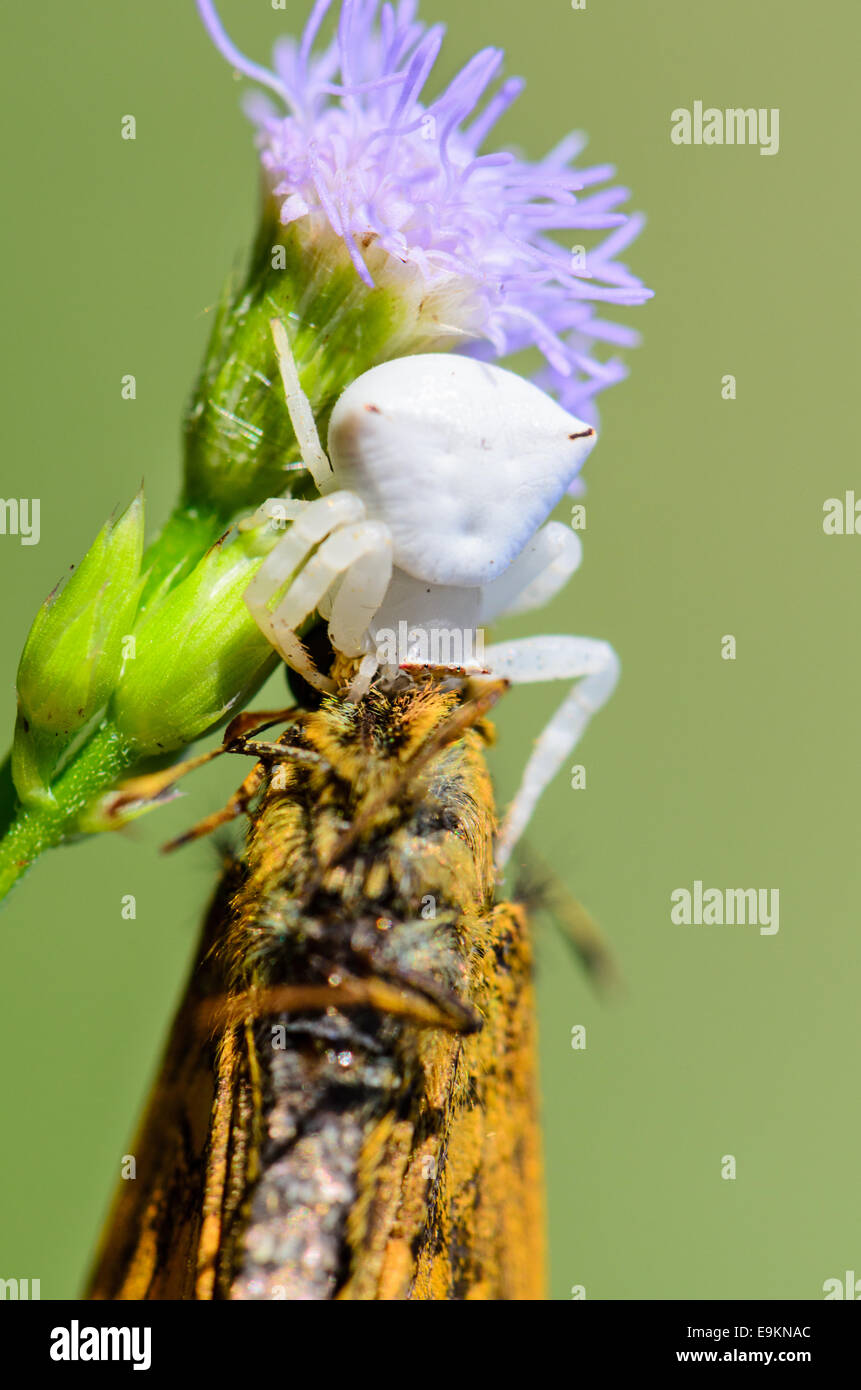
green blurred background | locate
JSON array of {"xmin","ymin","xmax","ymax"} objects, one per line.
[{"xmin": 1, "ymin": 0, "xmax": 858, "ymax": 1300}]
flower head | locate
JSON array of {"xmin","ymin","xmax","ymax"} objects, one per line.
[{"xmin": 197, "ymin": 0, "xmax": 651, "ymax": 424}]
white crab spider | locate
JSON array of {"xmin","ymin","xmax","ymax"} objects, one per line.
[{"xmin": 242, "ymin": 319, "xmax": 620, "ymax": 870}]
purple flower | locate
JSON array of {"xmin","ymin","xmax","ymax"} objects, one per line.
[{"xmin": 197, "ymin": 0, "xmax": 651, "ymax": 423}]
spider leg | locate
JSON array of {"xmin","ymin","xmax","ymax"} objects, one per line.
[
  {"xmin": 326, "ymin": 524, "xmax": 393, "ymax": 657},
  {"xmin": 238, "ymin": 497, "xmax": 307, "ymax": 535},
  {"xmin": 244, "ymin": 491, "xmax": 366, "ymax": 615},
  {"xmin": 346, "ymin": 653, "xmax": 381, "ymax": 703},
  {"xmin": 270, "ymin": 317, "xmax": 333, "ymax": 492},
  {"xmin": 268, "ymin": 520, "xmax": 392, "ymax": 692},
  {"xmin": 244, "ymin": 491, "xmax": 367, "ymax": 690},
  {"xmin": 479, "ymin": 521, "xmax": 582, "ymax": 623},
  {"xmin": 483, "ymin": 635, "xmax": 620, "ymax": 870}
]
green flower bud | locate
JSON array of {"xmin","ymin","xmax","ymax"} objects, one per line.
[
  {"xmin": 13, "ymin": 494, "xmax": 145, "ymax": 807},
  {"xmin": 110, "ymin": 521, "xmax": 281, "ymax": 754}
]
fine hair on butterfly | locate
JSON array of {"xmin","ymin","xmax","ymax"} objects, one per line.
[
  {"xmin": 88, "ymin": 683, "xmax": 546, "ymax": 1300},
  {"xmin": 242, "ymin": 320, "xmax": 620, "ymax": 868}
]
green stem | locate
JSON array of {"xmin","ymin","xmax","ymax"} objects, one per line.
[{"xmin": 0, "ymin": 721, "xmax": 133, "ymax": 903}]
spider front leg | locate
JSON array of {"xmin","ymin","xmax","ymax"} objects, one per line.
[
  {"xmin": 325, "ymin": 525, "xmax": 393, "ymax": 659},
  {"xmin": 244, "ymin": 492, "xmax": 393, "ymax": 695},
  {"xmin": 484, "ymin": 635, "xmax": 621, "ymax": 871},
  {"xmin": 244, "ymin": 491, "xmax": 364, "ymax": 690},
  {"xmin": 270, "ymin": 517, "xmax": 393, "ymax": 691},
  {"xmin": 270, "ymin": 317, "xmax": 333, "ymax": 492},
  {"xmin": 479, "ymin": 521, "xmax": 583, "ymax": 623}
]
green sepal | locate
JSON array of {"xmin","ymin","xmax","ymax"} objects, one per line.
[
  {"xmin": 12, "ymin": 493, "xmax": 145, "ymax": 805},
  {"xmin": 110, "ymin": 521, "xmax": 283, "ymax": 754}
]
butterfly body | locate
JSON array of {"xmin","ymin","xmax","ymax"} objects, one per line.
[{"xmin": 87, "ymin": 684, "xmax": 544, "ymax": 1300}]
